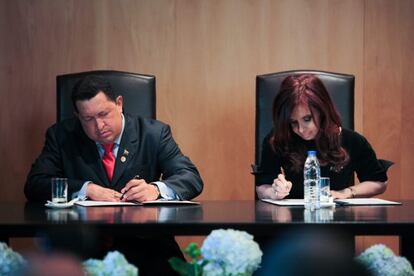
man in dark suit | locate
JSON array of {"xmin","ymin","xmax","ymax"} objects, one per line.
[{"xmin": 25, "ymin": 75, "xmax": 203, "ymax": 275}]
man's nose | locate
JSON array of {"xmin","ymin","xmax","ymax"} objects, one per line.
[{"xmin": 95, "ymin": 118, "xmax": 105, "ymax": 130}]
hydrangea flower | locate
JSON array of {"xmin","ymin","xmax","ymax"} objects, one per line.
[
  {"xmin": 356, "ymin": 244, "xmax": 414, "ymax": 276},
  {"xmin": 0, "ymin": 242, "xmax": 27, "ymax": 275},
  {"xmin": 201, "ymin": 229, "xmax": 262, "ymax": 276},
  {"xmin": 83, "ymin": 251, "xmax": 138, "ymax": 276}
]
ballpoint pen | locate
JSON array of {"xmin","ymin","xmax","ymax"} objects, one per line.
[{"xmin": 280, "ymin": 167, "xmax": 289, "ymax": 192}]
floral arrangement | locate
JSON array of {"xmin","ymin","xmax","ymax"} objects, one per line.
[
  {"xmin": 0, "ymin": 242, "xmax": 27, "ymax": 275},
  {"xmin": 83, "ymin": 251, "xmax": 138, "ymax": 276},
  {"xmin": 169, "ymin": 229, "xmax": 263, "ymax": 276},
  {"xmin": 356, "ymin": 244, "xmax": 414, "ymax": 276},
  {"xmin": 0, "ymin": 242, "xmax": 137, "ymax": 276}
]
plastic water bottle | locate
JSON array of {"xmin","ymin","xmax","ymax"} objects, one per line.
[{"xmin": 304, "ymin": 150, "xmax": 320, "ymax": 211}]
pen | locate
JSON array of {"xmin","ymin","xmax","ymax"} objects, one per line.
[
  {"xmin": 121, "ymin": 175, "xmax": 141, "ymax": 200},
  {"xmin": 280, "ymin": 167, "xmax": 289, "ymax": 192}
]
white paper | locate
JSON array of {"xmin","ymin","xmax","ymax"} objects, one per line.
[
  {"xmin": 75, "ymin": 201, "xmax": 140, "ymax": 207},
  {"xmin": 261, "ymin": 198, "xmax": 335, "ymax": 208},
  {"xmin": 261, "ymin": 198, "xmax": 401, "ymax": 207},
  {"xmin": 334, "ymin": 198, "xmax": 401, "ymax": 206},
  {"xmin": 143, "ymin": 200, "xmax": 200, "ymax": 205},
  {"xmin": 74, "ymin": 200, "xmax": 199, "ymax": 207}
]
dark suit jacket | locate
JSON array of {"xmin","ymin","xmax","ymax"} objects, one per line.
[{"xmin": 25, "ymin": 114, "xmax": 203, "ymax": 201}]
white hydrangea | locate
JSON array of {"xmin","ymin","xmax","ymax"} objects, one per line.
[
  {"xmin": 356, "ymin": 244, "xmax": 414, "ymax": 276},
  {"xmin": 0, "ymin": 242, "xmax": 26, "ymax": 275},
  {"xmin": 84, "ymin": 251, "xmax": 138, "ymax": 276},
  {"xmin": 201, "ymin": 229, "xmax": 262, "ymax": 276}
]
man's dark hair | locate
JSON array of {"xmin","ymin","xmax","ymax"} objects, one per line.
[{"xmin": 71, "ymin": 75, "xmax": 117, "ymax": 112}]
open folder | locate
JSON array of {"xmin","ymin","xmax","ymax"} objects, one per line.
[
  {"xmin": 75, "ymin": 199, "xmax": 200, "ymax": 207},
  {"xmin": 262, "ymin": 198, "xmax": 401, "ymax": 207}
]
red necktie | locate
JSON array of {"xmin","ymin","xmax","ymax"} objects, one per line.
[{"xmin": 102, "ymin": 144, "xmax": 115, "ymax": 181}]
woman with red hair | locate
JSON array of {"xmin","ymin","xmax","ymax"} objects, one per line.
[{"xmin": 256, "ymin": 74, "xmax": 387, "ymax": 200}]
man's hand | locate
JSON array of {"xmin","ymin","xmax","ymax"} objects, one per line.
[
  {"xmin": 121, "ymin": 178, "xmax": 160, "ymax": 202},
  {"xmin": 86, "ymin": 183, "xmax": 122, "ymax": 201}
]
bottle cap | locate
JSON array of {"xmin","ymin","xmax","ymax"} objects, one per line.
[{"xmin": 307, "ymin": 150, "xmax": 317, "ymax": 156}]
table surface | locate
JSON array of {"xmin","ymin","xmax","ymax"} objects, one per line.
[{"xmin": 1, "ymin": 200, "xmax": 414, "ymax": 237}]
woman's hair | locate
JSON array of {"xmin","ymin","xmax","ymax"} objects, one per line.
[{"xmin": 270, "ymin": 74, "xmax": 349, "ymax": 172}]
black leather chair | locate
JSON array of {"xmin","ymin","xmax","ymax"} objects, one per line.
[
  {"xmin": 254, "ymin": 70, "xmax": 355, "ymax": 168},
  {"xmin": 56, "ymin": 70, "xmax": 156, "ymax": 122},
  {"xmin": 378, "ymin": 159, "xmax": 394, "ymax": 171}
]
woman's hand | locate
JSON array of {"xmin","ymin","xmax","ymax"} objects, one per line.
[
  {"xmin": 331, "ymin": 181, "xmax": 387, "ymax": 199},
  {"xmin": 256, "ymin": 174, "xmax": 292, "ymax": 200},
  {"xmin": 271, "ymin": 174, "xmax": 292, "ymax": 200},
  {"xmin": 330, "ymin": 189, "xmax": 352, "ymax": 199}
]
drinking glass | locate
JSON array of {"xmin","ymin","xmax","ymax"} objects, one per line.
[
  {"xmin": 51, "ymin": 178, "xmax": 68, "ymax": 203},
  {"xmin": 319, "ymin": 177, "xmax": 331, "ymax": 203}
]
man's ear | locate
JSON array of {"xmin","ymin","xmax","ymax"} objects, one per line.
[
  {"xmin": 116, "ymin": 95, "xmax": 123, "ymax": 105},
  {"xmin": 116, "ymin": 96, "xmax": 123, "ymax": 111}
]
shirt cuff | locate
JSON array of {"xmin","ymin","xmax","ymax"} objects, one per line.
[
  {"xmin": 73, "ymin": 181, "xmax": 91, "ymax": 200},
  {"xmin": 152, "ymin": 181, "xmax": 179, "ymax": 200}
]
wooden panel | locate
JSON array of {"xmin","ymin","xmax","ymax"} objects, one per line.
[
  {"xmin": 0, "ymin": 0, "xmax": 364, "ymax": 202},
  {"xmin": 1, "ymin": 0, "xmax": 412, "ymax": 258},
  {"xmin": 165, "ymin": 0, "xmax": 364, "ymax": 200},
  {"xmin": 364, "ymin": 0, "xmax": 414, "ymax": 200},
  {"xmin": 355, "ymin": 236, "xmax": 399, "ymax": 255},
  {"xmin": 357, "ymin": 0, "xmax": 414, "ymax": 255}
]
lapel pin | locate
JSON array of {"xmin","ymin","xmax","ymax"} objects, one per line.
[{"xmin": 120, "ymin": 149, "xmax": 129, "ymax": 163}]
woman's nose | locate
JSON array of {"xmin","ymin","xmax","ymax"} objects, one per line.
[{"xmin": 298, "ymin": 123, "xmax": 306, "ymax": 134}]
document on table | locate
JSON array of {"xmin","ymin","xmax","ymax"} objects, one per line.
[
  {"xmin": 334, "ymin": 198, "xmax": 401, "ymax": 206},
  {"xmin": 75, "ymin": 199, "xmax": 200, "ymax": 207},
  {"xmin": 261, "ymin": 199, "xmax": 335, "ymax": 208},
  {"xmin": 261, "ymin": 198, "xmax": 401, "ymax": 207}
]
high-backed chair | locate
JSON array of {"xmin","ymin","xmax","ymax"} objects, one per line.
[
  {"xmin": 254, "ymin": 70, "xmax": 355, "ymax": 170},
  {"xmin": 253, "ymin": 70, "xmax": 393, "ymax": 195},
  {"xmin": 56, "ymin": 70, "xmax": 156, "ymax": 122}
]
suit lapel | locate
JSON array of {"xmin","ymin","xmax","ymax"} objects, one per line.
[
  {"xmin": 112, "ymin": 115, "xmax": 139, "ymax": 185},
  {"xmin": 75, "ymin": 122, "xmax": 110, "ymax": 186}
]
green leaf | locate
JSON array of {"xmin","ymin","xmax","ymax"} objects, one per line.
[
  {"xmin": 169, "ymin": 257, "xmax": 190, "ymax": 275},
  {"xmin": 184, "ymin": 243, "xmax": 202, "ymax": 260},
  {"xmin": 168, "ymin": 257, "xmax": 202, "ymax": 276}
]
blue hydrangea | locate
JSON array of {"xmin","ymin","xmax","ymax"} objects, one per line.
[
  {"xmin": 201, "ymin": 229, "xmax": 262, "ymax": 276},
  {"xmin": 0, "ymin": 242, "xmax": 27, "ymax": 275},
  {"xmin": 83, "ymin": 251, "xmax": 138, "ymax": 276},
  {"xmin": 356, "ymin": 244, "xmax": 414, "ymax": 276}
]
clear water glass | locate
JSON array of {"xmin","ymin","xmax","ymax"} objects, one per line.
[
  {"xmin": 319, "ymin": 177, "xmax": 331, "ymax": 203},
  {"xmin": 51, "ymin": 178, "xmax": 68, "ymax": 203}
]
